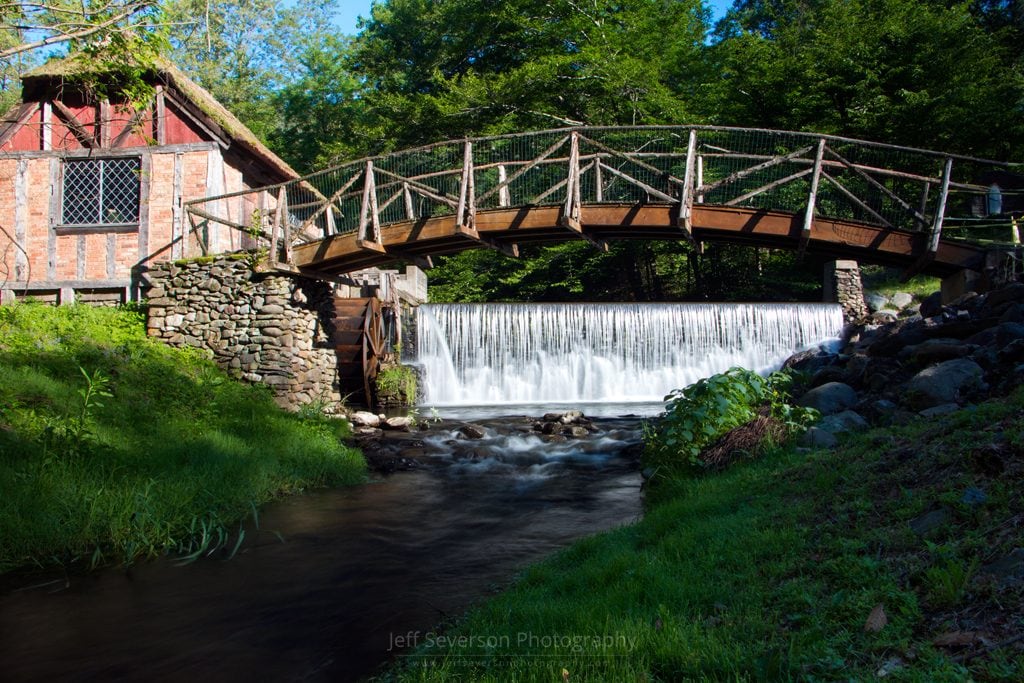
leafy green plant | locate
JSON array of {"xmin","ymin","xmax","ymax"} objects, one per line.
[
  {"xmin": 376, "ymin": 363, "xmax": 417, "ymax": 406},
  {"xmin": 644, "ymin": 367, "xmax": 817, "ymax": 476}
]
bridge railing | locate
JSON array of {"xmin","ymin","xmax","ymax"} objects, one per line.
[{"xmin": 185, "ymin": 126, "xmax": 1016, "ymax": 267}]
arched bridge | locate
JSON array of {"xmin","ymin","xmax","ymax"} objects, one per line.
[{"xmin": 186, "ymin": 126, "xmax": 1020, "ymax": 280}]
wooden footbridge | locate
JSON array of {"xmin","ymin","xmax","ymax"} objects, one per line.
[{"xmin": 186, "ymin": 126, "xmax": 1020, "ymax": 281}]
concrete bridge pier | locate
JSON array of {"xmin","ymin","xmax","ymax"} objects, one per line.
[{"xmin": 941, "ymin": 248, "xmax": 1023, "ymax": 303}]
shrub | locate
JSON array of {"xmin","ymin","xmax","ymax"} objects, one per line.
[
  {"xmin": 375, "ymin": 363, "xmax": 417, "ymax": 406},
  {"xmin": 644, "ymin": 367, "xmax": 817, "ymax": 477}
]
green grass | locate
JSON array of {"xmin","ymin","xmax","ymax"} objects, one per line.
[
  {"xmin": 0, "ymin": 302, "xmax": 365, "ymax": 574},
  {"xmin": 382, "ymin": 389, "xmax": 1024, "ymax": 681},
  {"xmin": 861, "ymin": 266, "xmax": 940, "ymax": 299}
]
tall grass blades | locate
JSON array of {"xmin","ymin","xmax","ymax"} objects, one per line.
[{"xmin": 0, "ymin": 302, "xmax": 365, "ymax": 574}]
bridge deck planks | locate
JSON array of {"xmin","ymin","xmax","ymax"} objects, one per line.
[{"xmin": 291, "ymin": 203, "xmax": 987, "ymax": 277}]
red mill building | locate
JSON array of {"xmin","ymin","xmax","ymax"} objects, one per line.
[{"xmin": 0, "ymin": 55, "xmax": 300, "ymax": 304}]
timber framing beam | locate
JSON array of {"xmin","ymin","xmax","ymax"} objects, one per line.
[
  {"xmin": 51, "ymin": 100, "xmax": 96, "ymax": 148},
  {"xmin": 0, "ymin": 102, "xmax": 40, "ymax": 146}
]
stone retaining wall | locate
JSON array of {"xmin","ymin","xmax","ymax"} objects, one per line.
[{"xmin": 144, "ymin": 255, "xmax": 341, "ymax": 410}]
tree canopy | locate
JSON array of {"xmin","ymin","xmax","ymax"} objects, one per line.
[{"xmin": 6, "ymin": 0, "xmax": 1023, "ymax": 301}]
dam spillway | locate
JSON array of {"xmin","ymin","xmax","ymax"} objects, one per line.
[{"xmin": 414, "ymin": 302, "xmax": 844, "ymax": 407}]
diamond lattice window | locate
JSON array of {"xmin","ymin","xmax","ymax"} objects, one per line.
[{"xmin": 61, "ymin": 157, "xmax": 141, "ymax": 227}]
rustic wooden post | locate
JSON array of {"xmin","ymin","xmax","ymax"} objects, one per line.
[
  {"xmin": 271, "ymin": 186, "xmax": 285, "ymax": 267},
  {"xmin": 927, "ymin": 157, "xmax": 953, "ymax": 256},
  {"xmin": 358, "ymin": 160, "xmax": 382, "ymax": 247},
  {"xmin": 155, "ymin": 86, "xmax": 166, "ymax": 145},
  {"xmin": 561, "ymin": 131, "xmax": 582, "ymax": 231},
  {"xmin": 100, "ymin": 99, "xmax": 111, "ymax": 148},
  {"xmin": 456, "ymin": 141, "xmax": 476, "ymax": 229},
  {"xmin": 799, "ymin": 138, "xmax": 827, "ymax": 257},
  {"xmin": 679, "ymin": 129, "xmax": 697, "ymax": 238},
  {"xmin": 282, "ymin": 208, "xmax": 292, "ymax": 264},
  {"xmin": 903, "ymin": 157, "xmax": 953, "ymax": 279},
  {"xmin": 497, "ymin": 165, "xmax": 511, "ymax": 207},
  {"xmin": 696, "ymin": 154, "xmax": 704, "ymax": 204},
  {"xmin": 918, "ymin": 182, "xmax": 931, "ymax": 220},
  {"xmin": 403, "ymin": 182, "xmax": 415, "ymax": 219},
  {"xmin": 41, "ymin": 102, "xmax": 52, "ymax": 150},
  {"xmin": 325, "ymin": 200, "xmax": 336, "ymax": 236},
  {"xmin": 594, "ymin": 160, "xmax": 603, "ymax": 202}
]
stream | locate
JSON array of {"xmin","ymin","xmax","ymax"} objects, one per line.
[{"xmin": 0, "ymin": 415, "xmax": 644, "ymax": 682}]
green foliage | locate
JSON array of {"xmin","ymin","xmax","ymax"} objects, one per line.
[
  {"xmin": 375, "ymin": 363, "xmax": 417, "ymax": 406},
  {"xmin": 644, "ymin": 367, "xmax": 818, "ymax": 475},
  {"xmin": 860, "ymin": 266, "xmax": 940, "ymax": 300},
  {"xmin": 349, "ymin": 0, "xmax": 709, "ymax": 148},
  {"xmin": 267, "ymin": 34, "xmax": 367, "ymax": 169},
  {"xmin": 164, "ymin": 0, "xmax": 340, "ymax": 145},
  {"xmin": 707, "ymin": 0, "xmax": 1023, "ymax": 159},
  {"xmin": 0, "ymin": 302, "xmax": 365, "ymax": 574}
]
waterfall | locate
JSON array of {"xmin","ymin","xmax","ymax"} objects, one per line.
[{"xmin": 414, "ymin": 303, "xmax": 844, "ymax": 406}]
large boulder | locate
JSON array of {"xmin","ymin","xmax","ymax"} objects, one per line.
[
  {"xmin": 1000, "ymin": 303, "xmax": 1024, "ymax": 324},
  {"xmin": 890, "ymin": 292, "xmax": 914, "ymax": 310},
  {"xmin": 350, "ymin": 411, "xmax": 382, "ymax": 427},
  {"xmin": 904, "ymin": 359, "xmax": 986, "ymax": 409},
  {"xmin": 919, "ymin": 291, "xmax": 944, "ymax": 318},
  {"xmin": 965, "ymin": 321, "xmax": 1024, "ymax": 350},
  {"xmin": 458, "ymin": 423, "xmax": 488, "ymax": 439},
  {"xmin": 865, "ymin": 292, "xmax": 890, "ymax": 313},
  {"xmin": 797, "ymin": 381, "xmax": 859, "ymax": 415},
  {"xmin": 817, "ymin": 410, "xmax": 869, "ymax": 434},
  {"xmin": 897, "ymin": 338, "xmax": 975, "ymax": 365},
  {"xmin": 981, "ymin": 282, "xmax": 1024, "ymax": 317},
  {"xmin": 385, "ymin": 416, "xmax": 415, "ymax": 432},
  {"xmin": 800, "ymin": 427, "xmax": 839, "ymax": 449},
  {"xmin": 867, "ymin": 319, "xmax": 930, "ymax": 356},
  {"xmin": 783, "ymin": 349, "xmax": 841, "ymax": 376}
]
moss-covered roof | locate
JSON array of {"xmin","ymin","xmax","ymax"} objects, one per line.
[{"xmin": 22, "ymin": 53, "xmax": 300, "ymax": 182}]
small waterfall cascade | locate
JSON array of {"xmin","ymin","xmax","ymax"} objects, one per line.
[{"xmin": 414, "ymin": 302, "xmax": 844, "ymax": 406}]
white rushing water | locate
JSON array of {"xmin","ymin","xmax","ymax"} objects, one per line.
[{"xmin": 414, "ymin": 302, "xmax": 844, "ymax": 407}]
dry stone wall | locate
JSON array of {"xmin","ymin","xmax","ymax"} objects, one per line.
[
  {"xmin": 144, "ymin": 255, "xmax": 341, "ymax": 410},
  {"xmin": 824, "ymin": 260, "xmax": 869, "ymax": 322}
]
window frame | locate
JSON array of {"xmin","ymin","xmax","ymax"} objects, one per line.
[{"xmin": 58, "ymin": 156, "xmax": 142, "ymax": 232}]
